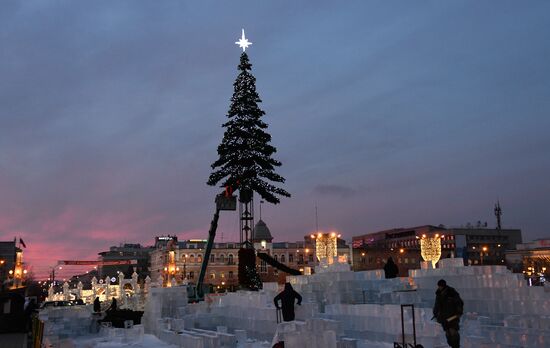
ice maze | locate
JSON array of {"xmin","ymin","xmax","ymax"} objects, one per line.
[
  {"xmin": 142, "ymin": 259, "xmax": 550, "ymax": 348},
  {"xmin": 39, "ymin": 258, "xmax": 550, "ymax": 347}
]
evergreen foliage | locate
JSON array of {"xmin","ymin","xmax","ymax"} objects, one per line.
[
  {"xmin": 207, "ymin": 52, "xmax": 290, "ymax": 204},
  {"xmin": 238, "ymin": 247, "xmax": 262, "ymax": 291}
]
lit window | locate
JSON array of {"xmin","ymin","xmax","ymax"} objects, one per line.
[
  {"xmin": 261, "ymin": 240, "xmax": 267, "ymax": 249},
  {"xmin": 260, "ymin": 260, "xmax": 267, "ymax": 273}
]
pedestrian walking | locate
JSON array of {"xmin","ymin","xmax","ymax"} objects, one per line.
[{"xmin": 432, "ymin": 279, "xmax": 463, "ymax": 348}]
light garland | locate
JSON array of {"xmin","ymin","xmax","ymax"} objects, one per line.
[
  {"xmin": 311, "ymin": 232, "xmax": 340, "ymax": 264},
  {"xmin": 418, "ymin": 234, "xmax": 443, "ymax": 268}
]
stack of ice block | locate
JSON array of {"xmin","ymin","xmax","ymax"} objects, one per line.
[
  {"xmin": 272, "ymin": 319, "xmax": 338, "ymax": 348},
  {"xmin": 286, "ymin": 269, "xmax": 412, "ymax": 307},
  {"xmin": 140, "ymin": 260, "xmax": 550, "ymax": 348},
  {"xmin": 39, "ymin": 305, "xmax": 95, "ymax": 342},
  {"xmin": 142, "ymin": 286, "xmax": 188, "ymax": 335},
  {"xmin": 182, "ymin": 287, "xmax": 319, "ymax": 340}
]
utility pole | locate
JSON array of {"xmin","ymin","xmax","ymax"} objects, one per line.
[{"xmin": 315, "ymin": 205, "xmax": 319, "ymax": 233}]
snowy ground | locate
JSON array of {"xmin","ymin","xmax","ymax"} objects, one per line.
[{"xmin": 53, "ymin": 333, "xmax": 177, "ymax": 348}]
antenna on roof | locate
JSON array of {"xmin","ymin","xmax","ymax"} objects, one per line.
[
  {"xmin": 315, "ymin": 205, "xmax": 319, "ymax": 233},
  {"xmin": 259, "ymin": 200, "xmax": 264, "ymax": 220},
  {"xmin": 494, "ymin": 201, "xmax": 502, "ymax": 230}
]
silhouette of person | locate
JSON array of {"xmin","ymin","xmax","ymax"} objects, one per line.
[
  {"xmin": 107, "ymin": 297, "xmax": 117, "ymax": 312},
  {"xmin": 433, "ymin": 279, "xmax": 463, "ymax": 348},
  {"xmin": 93, "ymin": 297, "xmax": 101, "ymax": 312},
  {"xmin": 274, "ymin": 283, "xmax": 302, "ymax": 322},
  {"xmin": 384, "ymin": 257, "xmax": 399, "ymax": 278},
  {"xmin": 24, "ymin": 298, "xmax": 37, "ymax": 332}
]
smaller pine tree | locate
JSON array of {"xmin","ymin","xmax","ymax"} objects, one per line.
[{"xmin": 208, "ymin": 52, "xmax": 290, "ymax": 204}]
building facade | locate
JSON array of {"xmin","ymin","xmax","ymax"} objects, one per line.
[
  {"xmin": 352, "ymin": 225, "xmax": 522, "ymax": 275},
  {"xmin": 149, "ymin": 238, "xmax": 241, "ymax": 289},
  {"xmin": 0, "ymin": 240, "xmax": 26, "ymax": 290},
  {"xmin": 98, "ymin": 243, "xmax": 154, "ymax": 280},
  {"xmin": 505, "ymin": 239, "xmax": 550, "ymax": 280},
  {"xmin": 149, "ymin": 220, "xmax": 352, "ymax": 289}
]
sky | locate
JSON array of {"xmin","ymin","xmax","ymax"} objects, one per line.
[{"xmin": 1, "ymin": 1, "xmax": 549, "ymax": 279}]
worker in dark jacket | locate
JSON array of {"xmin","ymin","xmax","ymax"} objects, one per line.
[
  {"xmin": 274, "ymin": 283, "xmax": 302, "ymax": 322},
  {"xmin": 384, "ymin": 257, "xmax": 399, "ymax": 278},
  {"xmin": 433, "ymin": 279, "xmax": 463, "ymax": 348}
]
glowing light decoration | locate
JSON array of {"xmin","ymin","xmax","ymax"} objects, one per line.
[
  {"xmin": 313, "ymin": 232, "xmax": 339, "ymax": 264},
  {"xmin": 419, "ymin": 235, "xmax": 442, "ymax": 268},
  {"xmin": 235, "ymin": 29, "xmax": 252, "ymax": 52}
]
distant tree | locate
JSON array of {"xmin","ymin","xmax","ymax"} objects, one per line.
[{"xmin": 207, "ymin": 52, "xmax": 290, "ymax": 204}]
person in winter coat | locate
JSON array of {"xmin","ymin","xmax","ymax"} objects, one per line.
[
  {"xmin": 273, "ymin": 283, "xmax": 302, "ymax": 322},
  {"xmin": 432, "ymin": 279, "xmax": 463, "ymax": 348},
  {"xmin": 384, "ymin": 257, "xmax": 399, "ymax": 278},
  {"xmin": 93, "ymin": 297, "xmax": 101, "ymax": 313},
  {"xmin": 107, "ymin": 297, "xmax": 117, "ymax": 312},
  {"xmin": 24, "ymin": 298, "xmax": 37, "ymax": 332}
]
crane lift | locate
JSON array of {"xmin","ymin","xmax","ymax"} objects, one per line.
[
  {"xmin": 194, "ymin": 192, "xmax": 237, "ymax": 299},
  {"xmin": 192, "ymin": 191, "xmax": 301, "ymax": 301}
]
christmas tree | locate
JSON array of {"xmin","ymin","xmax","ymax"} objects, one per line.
[{"xmin": 207, "ymin": 51, "xmax": 290, "ymax": 204}]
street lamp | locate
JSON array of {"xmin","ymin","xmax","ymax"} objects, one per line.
[
  {"xmin": 481, "ymin": 246, "xmax": 488, "ymax": 265},
  {"xmin": 183, "ymin": 254, "xmax": 188, "ymax": 278}
]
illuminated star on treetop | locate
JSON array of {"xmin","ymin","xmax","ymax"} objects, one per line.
[{"xmin": 235, "ymin": 29, "xmax": 252, "ymax": 52}]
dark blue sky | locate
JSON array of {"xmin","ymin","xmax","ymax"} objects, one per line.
[{"xmin": 1, "ymin": 1, "xmax": 549, "ymax": 278}]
